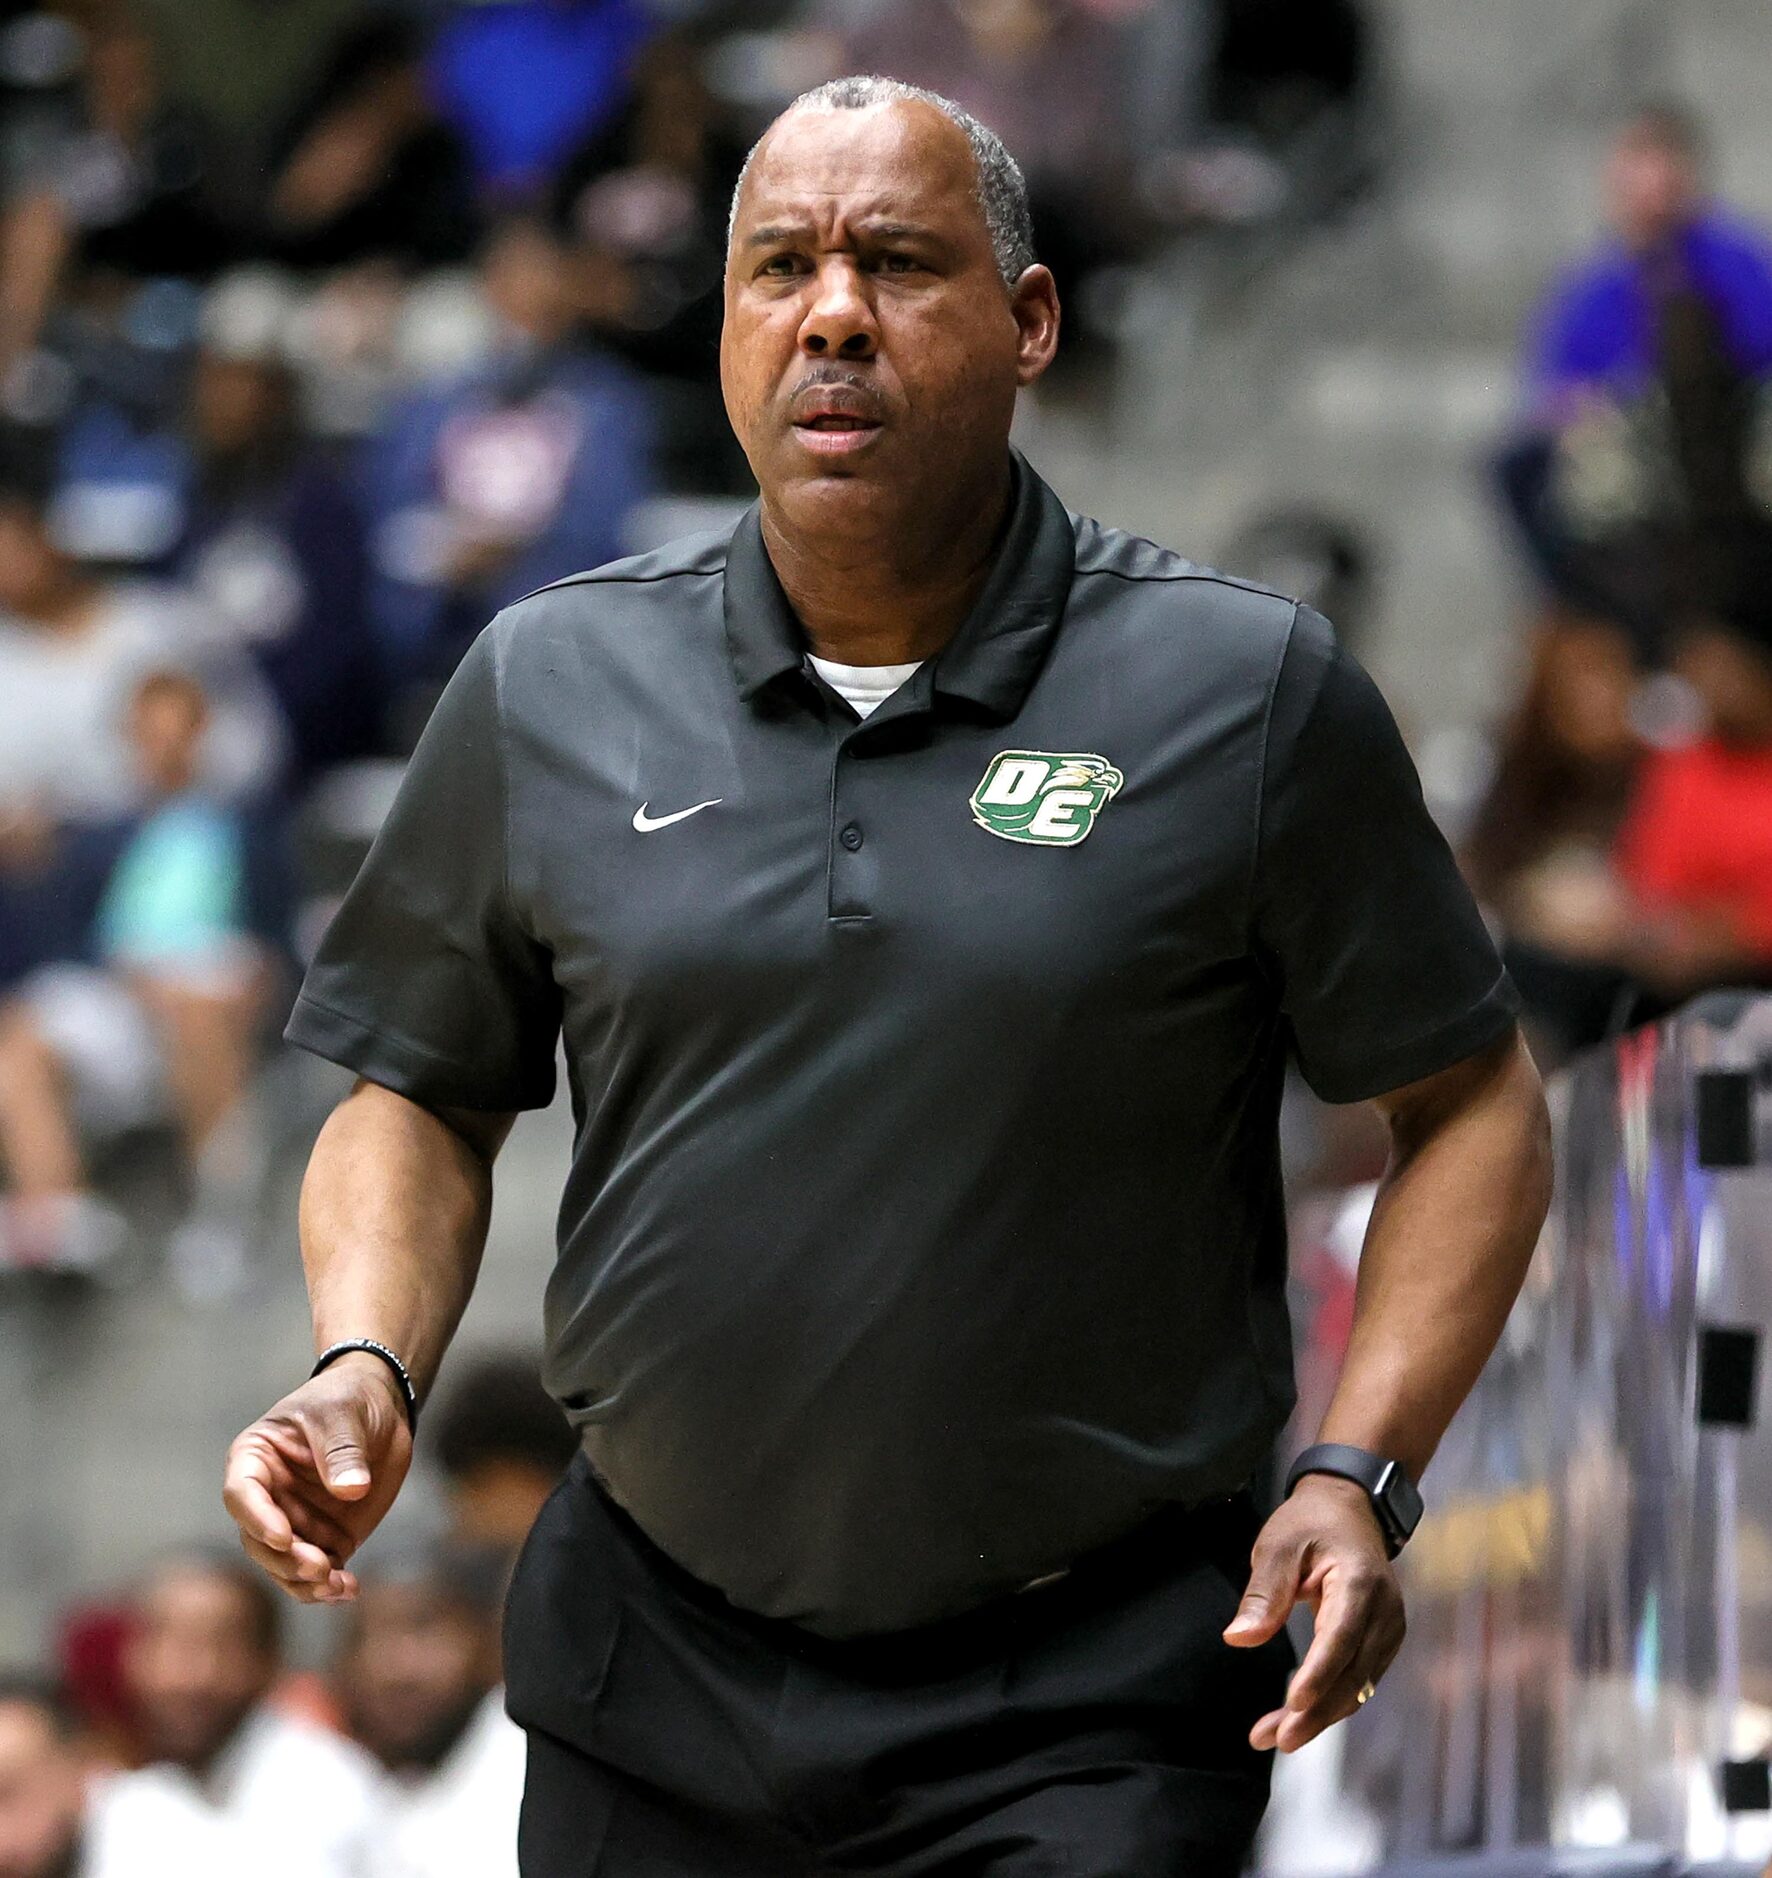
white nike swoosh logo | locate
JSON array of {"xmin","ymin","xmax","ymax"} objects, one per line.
[{"xmin": 632, "ymin": 798, "xmax": 723, "ymax": 833}]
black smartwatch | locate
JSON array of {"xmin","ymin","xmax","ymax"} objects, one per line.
[{"xmin": 1284, "ymin": 1443, "xmax": 1424, "ymax": 1557}]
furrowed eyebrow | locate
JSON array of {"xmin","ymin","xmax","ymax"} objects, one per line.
[
  {"xmin": 861, "ymin": 222, "xmax": 939, "ymax": 244},
  {"xmin": 743, "ymin": 224, "xmax": 811, "ymax": 249},
  {"xmin": 741, "ymin": 220, "xmax": 944, "ymax": 250}
]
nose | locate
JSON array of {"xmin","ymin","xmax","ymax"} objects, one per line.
[{"xmin": 797, "ymin": 256, "xmax": 878, "ymax": 361}]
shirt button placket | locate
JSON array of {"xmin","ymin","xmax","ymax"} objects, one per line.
[{"xmin": 829, "ymin": 748, "xmax": 872, "ymax": 921}]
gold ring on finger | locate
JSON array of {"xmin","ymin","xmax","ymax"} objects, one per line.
[{"xmin": 1356, "ymin": 1680, "xmax": 1378, "ymax": 1706}]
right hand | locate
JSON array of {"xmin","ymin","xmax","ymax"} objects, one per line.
[{"xmin": 222, "ymin": 1353, "xmax": 414, "ymax": 1603}]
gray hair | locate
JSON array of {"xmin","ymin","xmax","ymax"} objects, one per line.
[{"xmin": 726, "ymin": 75, "xmax": 1036, "ymax": 290}]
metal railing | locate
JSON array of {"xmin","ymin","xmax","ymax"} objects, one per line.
[{"xmin": 1272, "ymin": 993, "xmax": 1772, "ymax": 1872}]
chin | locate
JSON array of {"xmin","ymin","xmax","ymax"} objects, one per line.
[{"xmin": 776, "ymin": 465, "xmax": 900, "ymax": 526}]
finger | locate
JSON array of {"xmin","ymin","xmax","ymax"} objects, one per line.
[
  {"xmin": 277, "ymin": 1481, "xmax": 362, "ymax": 1560},
  {"xmin": 1276, "ymin": 1580, "xmax": 1400, "ymax": 1752},
  {"xmin": 291, "ymin": 1403, "xmax": 375, "ymax": 1499},
  {"xmin": 239, "ymin": 1531, "xmax": 358, "ymax": 1604},
  {"xmin": 1225, "ymin": 1530, "xmax": 1305, "ymax": 1646},
  {"xmin": 239, "ymin": 1527, "xmax": 331, "ymax": 1586},
  {"xmin": 1281, "ymin": 1572, "xmax": 1371, "ymax": 1719},
  {"xmin": 222, "ymin": 1441, "xmax": 295, "ymax": 1551}
]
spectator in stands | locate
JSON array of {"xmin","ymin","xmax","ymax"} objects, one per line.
[
  {"xmin": 1498, "ymin": 104, "xmax": 1772, "ymax": 660},
  {"xmin": 833, "ymin": 0, "xmax": 1138, "ymax": 361},
  {"xmin": 0, "ymin": 668, "xmax": 289, "ymax": 1272},
  {"xmin": 430, "ymin": 1351, "xmax": 577, "ymax": 1553},
  {"xmin": 1478, "ymin": 547, "xmax": 1772, "ymax": 1050},
  {"xmin": 0, "ymin": 1672, "xmax": 242, "ymax": 1878},
  {"xmin": 0, "ymin": 13, "xmax": 233, "ymax": 380},
  {"xmin": 170, "ymin": 271, "xmax": 384, "ymax": 783},
  {"xmin": 365, "ymin": 215, "xmax": 657, "ymax": 715},
  {"xmin": 257, "ymin": 16, "xmax": 478, "ymax": 275},
  {"xmin": 1462, "ymin": 618, "xmax": 1643, "ymax": 1057},
  {"xmin": 0, "ymin": 425, "xmax": 284, "ymax": 828},
  {"xmin": 551, "ymin": 28, "xmax": 751, "ymax": 492},
  {"xmin": 424, "ymin": 0, "xmax": 658, "ymax": 203},
  {"xmin": 1614, "ymin": 547, "xmax": 1772, "ymax": 994},
  {"xmin": 336, "ymin": 1547, "xmax": 525, "ymax": 1878},
  {"xmin": 120, "ymin": 1551, "xmax": 377, "ymax": 1878}
]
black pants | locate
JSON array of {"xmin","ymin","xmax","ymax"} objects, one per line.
[{"xmin": 504, "ymin": 1456, "xmax": 1293, "ymax": 1876}]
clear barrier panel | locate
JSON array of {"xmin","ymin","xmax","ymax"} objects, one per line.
[{"xmin": 1271, "ymin": 994, "xmax": 1772, "ymax": 1871}]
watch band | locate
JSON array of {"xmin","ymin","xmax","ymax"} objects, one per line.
[{"xmin": 1284, "ymin": 1442, "xmax": 1423, "ymax": 1557}]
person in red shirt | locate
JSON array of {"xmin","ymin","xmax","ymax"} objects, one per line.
[{"xmin": 1615, "ymin": 561, "xmax": 1772, "ymax": 989}]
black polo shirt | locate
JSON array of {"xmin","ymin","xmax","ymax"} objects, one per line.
[{"xmin": 288, "ymin": 451, "xmax": 1517, "ymax": 1637}]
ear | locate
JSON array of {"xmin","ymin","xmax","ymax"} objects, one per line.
[{"xmin": 1010, "ymin": 264, "xmax": 1062, "ymax": 388}]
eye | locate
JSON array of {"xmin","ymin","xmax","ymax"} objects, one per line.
[
  {"xmin": 877, "ymin": 251, "xmax": 922, "ymax": 273},
  {"xmin": 757, "ymin": 252, "xmax": 806, "ymax": 278}
]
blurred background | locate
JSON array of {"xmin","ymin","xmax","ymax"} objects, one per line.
[{"xmin": 0, "ymin": 1, "xmax": 1770, "ymax": 1874}]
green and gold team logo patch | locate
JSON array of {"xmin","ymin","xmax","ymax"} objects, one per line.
[{"xmin": 970, "ymin": 750, "xmax": 1124, "ymax": 846}]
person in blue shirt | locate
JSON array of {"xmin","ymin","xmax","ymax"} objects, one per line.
[
  {"xmin": 1525, "ymin": 105, "xmax": 1772, "ymax": 411},
  {"xmin": 171, "ymin": 274, "xmax": 386, "ymax": 785},
  {"xmin": 363, "ymin": 216, "xmax": 658, "ymax": 719},
  {"xmin": 424, "ymin": 0, "xmax": 658, "ymax": 202},
  {"xmin": 1498, "ymin": 104, "xmax": 1772, "ymax": 659},
  {"xmin": 0, "ymin": 668, "xmax": 289, "ymax": 1274}
]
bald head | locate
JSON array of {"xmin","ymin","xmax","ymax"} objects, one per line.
[{"xmin": 729, "ymin": 76, "xmax": 1035, "ymax": 290}]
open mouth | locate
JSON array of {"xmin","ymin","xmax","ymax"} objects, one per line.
[{"xmin": 791, "ymin": 412, "xmax": 883, "ymax": 456}]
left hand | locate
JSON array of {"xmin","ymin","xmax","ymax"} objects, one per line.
[{"xmin": 1222, "ymin": 1473, "xmax": 1406, "ymax": 1752}]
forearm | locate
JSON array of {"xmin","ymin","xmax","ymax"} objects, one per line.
[
  {"xmin": 0, "ymin": 191, "xmax": 70, "ymax": 366},
  {"xmin": 298, "ymin": 1079, "xmax": 506, "ymax": 1401},
  {"xmin": 1315, "ymin": 1034, "xmax": 1553, "ymax": 1479}
]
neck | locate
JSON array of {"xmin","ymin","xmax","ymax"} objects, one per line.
[{"xmin": 759, "ymin": 460, "xmax": 1012, "ymax": 667}]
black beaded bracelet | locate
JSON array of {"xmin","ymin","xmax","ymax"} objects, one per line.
[{"xmin": 311, "ymin": 1339, "xmax": 419, "ymax": 1434}]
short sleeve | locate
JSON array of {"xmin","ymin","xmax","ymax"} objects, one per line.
[
  {"xmin": 285, "ymin": 626, "xmax": 560, "ymax": 1111},
  {"xmin": 1252, "ymin": 605, "xmax": 1518, "ymax": 1103}
]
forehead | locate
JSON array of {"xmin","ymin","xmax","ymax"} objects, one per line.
[
  {"xmin": 0, "ymin": 1703, "xmax": 57, "ymax": 1762},
  {"xmin": 737, "ymin": 100, "xmax": 982, "ymax": 234},
  {"xmin": 141, "ymin": 1569, "xmax": 252, "ymax": 1632}
]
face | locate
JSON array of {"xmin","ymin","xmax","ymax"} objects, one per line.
[
  {"xmin": 128, "ymin": 678, "xmax": 208, "ymax": 795},
  {"xmin": 721, "ymin": 100, "xmax": 1059, "ymax": 551},
  {"xmin": 192, "ymin": 355, "xmax": 288, "ymax": 458},
  {"xmin": 123, "ymin": 1569, "xmax": 275, "ymax": 1772},
  {"xmin": 1675, "ymin": 626, "xmax": 1772, "ymax": 743},
  {"xmin": 0, "ymin": 507, "xmax": 67, "ymax": 619},
  {"xmin": 1606, "ymin": 124, "xmax": 1697, "ymax": 248},
  {"xmin": 484, "ymin": 226, "xmax": 575, "ymax": 346},
  {"xmin": 449, "ymin": 1459, "xmax": 560, "ymax": 1550},
  {"xmin": 339, "ymin": 1582, "xmax": 489, "ymax": 1773},
  {"xmin": 1539, "ymin": 622, "xmax": 1636, "ymax": 762},
  {"xmin": 0, "ymin": 1704, "xmax": 84, "ymax": 1878}
]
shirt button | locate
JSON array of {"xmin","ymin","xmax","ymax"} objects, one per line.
[{"xmin": 840, "ymin": 823, "xmax": 864, "ymax": 851}]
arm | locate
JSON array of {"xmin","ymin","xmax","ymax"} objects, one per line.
[
  {"xmin": 1225, "ymin": 1028, "xmax": 1553, "ymax": 1750},
  {"xmin": 222, "ymin": 1079, "xmax": 517, "ymax": 1603},
  {"xmin": 0, "ymin": 189, "xmax": 72, "ymax": 374}
]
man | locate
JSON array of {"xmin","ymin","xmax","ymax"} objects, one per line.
[
  {"xmin": 1498, "ymin": 103, "xmax": 1772, "ymax": 657},
  {"xmin": 0, "ymin": 1674, "xmax": 239, "ymax": 1878},
  {"xmin": 338, "ymin": 1547, "xmax": 526, "ymax": 1878},
  {"xmin": 365, "ymin": 215, "xmax": 657, "ymax": 713},
  {"xmin": 429, "ymin": 1351, "xmax": 578, "ymax": 1552},
  {"xmin": 121, "ymin": 1552, "xmax": 378, "ymax": 1878},
  {"xmin": 227, "ymin": 78, "xmax": 1553, "ymax": 1874},
  {"xmin": 0, "ymin": 669, "xmax": 290, "ymax": 1274}
]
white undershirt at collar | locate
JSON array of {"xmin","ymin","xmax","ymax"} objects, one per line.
[{"xmin": 806, "ymin": 654, "xmax": 924, "ymax": 719}]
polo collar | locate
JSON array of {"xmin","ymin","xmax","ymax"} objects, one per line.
[{"xmin": 722, "ymin": 448, "xmax": 1077, "ymax": 721}]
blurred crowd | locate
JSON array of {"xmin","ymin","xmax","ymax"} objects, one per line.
[
  {"xmin": 0, "ymin": 1350, "xmax": 575, "ymax": 1878},
  {"xmin": 1473, "ymin": 101, "xmax": 1772, "ymax": 1066},
  {"xmin": 0, "ymin": 0, "xmax": 1376, "ymax": 1282},
  {"xmin": 5, "ymin": 5, "xmax": 1772, "ymax": 1866}
]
